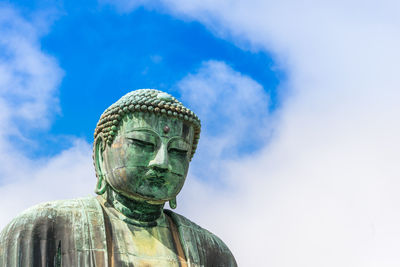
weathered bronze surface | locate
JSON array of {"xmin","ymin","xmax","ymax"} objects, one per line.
[{"xmin": 0, "ymin": 89, "xmax": 237, "ymax": 266}]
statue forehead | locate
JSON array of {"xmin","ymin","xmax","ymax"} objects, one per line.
[{"xmin": 120, "ymin": 112, "xmax": 193, "ymax": 140}]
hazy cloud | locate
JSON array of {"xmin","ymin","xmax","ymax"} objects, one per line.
[
  {"xmin": 109, "ymin": 1, "xmax": 400, "ymax": 266},
  {"xmin": 177, "ymin": 60, "xmax": 271, "ymax": 181},
  {"xmin": 0, "ymin": 5, "xmax": 93, "ymax": 228}
]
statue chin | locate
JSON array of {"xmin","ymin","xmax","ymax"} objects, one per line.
[
  {"xmin": 105, "ymin": 177, "xmax": 181, "ymax": 204},
  {"xmin": 114, "ymin": 188, "xmax": 169, "ymax": 204}
]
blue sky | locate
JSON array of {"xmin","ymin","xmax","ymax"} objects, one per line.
[
  {"xmin": 1, "ymin": 1, "xmax": 400, "ymax": 266},
  {"xmin": 7, "ymin": 0, "xmax": 281, "ymax": 158}
]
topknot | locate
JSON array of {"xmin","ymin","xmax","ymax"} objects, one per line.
[{"xmin": 94, "ymin": 89, "xmax": 201, "ymax": 159}]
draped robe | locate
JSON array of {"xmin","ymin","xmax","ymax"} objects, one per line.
[{"xmin": 0, "ymin": 197, "xmax": 237, "ymax": 267}]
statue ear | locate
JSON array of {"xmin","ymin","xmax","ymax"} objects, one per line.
[{"xmin": 94, "ymin": 135, "xmax": 108, "ymax": 195}]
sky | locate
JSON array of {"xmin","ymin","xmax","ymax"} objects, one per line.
[{"xmin": 0, "ymin": 0, "xmax": 399, "ymax": 266}]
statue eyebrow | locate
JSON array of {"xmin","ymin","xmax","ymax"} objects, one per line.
[
  {"xmin": 167, "ymin": 136, "xmax": 190, "ymax": 146},
  {"xmin": 125, "ymin": 128, "xmax": 159, "ymax": 137}
]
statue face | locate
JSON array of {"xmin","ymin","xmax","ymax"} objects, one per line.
[{"xmin": 99, "ymin": 112, "xmax": 194, "ymax": 203}]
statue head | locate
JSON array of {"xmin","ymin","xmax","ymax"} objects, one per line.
[{"xmin": 93, "ymin": 89, "xmax": 201, "ymax": 208}]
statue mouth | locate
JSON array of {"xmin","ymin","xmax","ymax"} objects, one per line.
[{"xmin": 145, "ymin": 175, "xmax": 166, "ymax": 186}]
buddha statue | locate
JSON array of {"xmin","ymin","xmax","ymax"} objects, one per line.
[{"xmin": 0, "ymin": 89, "xmax": 237, "ymax": 267}]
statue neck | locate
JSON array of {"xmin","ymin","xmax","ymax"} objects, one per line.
[{"xmin": 103, "ymin": 187, "xmax": 165, "ymax": 226}]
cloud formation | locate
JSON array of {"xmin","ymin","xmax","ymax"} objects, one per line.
[
  {"xmin": 0, "ymin": 5, "xmax": 93, "ymax": 228},
  {"xmin": 177, "ymin": 60, "xmax": 271, "ymax": 181},
  {"xmin": 107, "ymin": 1, "xmax": 400, "ymax": 266}
]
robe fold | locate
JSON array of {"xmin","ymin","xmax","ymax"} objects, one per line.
[{"xmin": 0, "ymin": 197, "xmax": 237, "ymax": 267}]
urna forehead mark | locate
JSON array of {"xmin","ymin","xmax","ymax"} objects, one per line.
[
  {"xmin": 163, "ymin": 125, "xmax": 170, "ymax": 134},
  {"xmin": 155, "ymin": 115, "xmax": 194, "ymax": 142}
]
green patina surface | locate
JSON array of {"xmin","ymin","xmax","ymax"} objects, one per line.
[{"xmin": 0, "ymin": 89, "xmax": 237, "ymax": 267}]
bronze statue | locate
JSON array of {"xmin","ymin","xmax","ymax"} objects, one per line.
[{"xmin": 0, "ymin": 89, "xmax": 237, "ymax": 266}]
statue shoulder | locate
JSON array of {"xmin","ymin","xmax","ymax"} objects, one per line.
[
  {"xmin": 165, "ymin": 210, "xmax": 238, "ymax": 267},
  {"xmin": 1, "ymin": 196, "xmax": 96, "ymax": 231},
  {"xmin": 0, "ymin": 197, "xmax": 104, "ymax": 266}
]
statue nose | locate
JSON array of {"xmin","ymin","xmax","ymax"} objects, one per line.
[{"xmin": 148, "ymin": 143, "xmax": 170, "ymax": 172}]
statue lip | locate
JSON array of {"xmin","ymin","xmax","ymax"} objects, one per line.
[{"xmin": 146, "ymin": 175, "xmax": 166, "ymax": 185}]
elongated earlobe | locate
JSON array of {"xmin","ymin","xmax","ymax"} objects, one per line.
[
  {"xmin": 95, "ymin": 174, "xmax": 108, "ymax": 195},
  {"xmin": 94, "ymin": 134, "xmax": 108, "ymax": 195},
  {"xmin": 169, "ymin": 198, "xmax": 177, "ymax": 209}
]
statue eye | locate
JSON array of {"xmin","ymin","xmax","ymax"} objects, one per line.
[
  {"xmin": 168, "ymin": 147, "xmax": 188, "ymax": 156},
  {"xmin": 128, "ymin": 138, "xmax": 155, "ymax": 149}
]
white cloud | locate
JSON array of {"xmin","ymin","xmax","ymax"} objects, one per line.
[
  {"xmin": 177, "ymin": 60, "xmax": 271, "ymax": 180},
  {"xmin": 109, "ymin": 1, "xmax": 400, "ymax": 266},
  {"xmin": 0, "ymin": 6, "xmax": 61, "ymax": 130},
  {"xmin": 0, "ymin": 5, "xmax": 93, "ymax": 229},
  {"xmin": 0, "ymin": 140, "xmax": 94, "ymax": 228}
]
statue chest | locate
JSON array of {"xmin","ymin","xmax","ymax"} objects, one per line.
[{"xmin": 105, "ymin": 209, "xmax": 186, "ymax": 267}]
